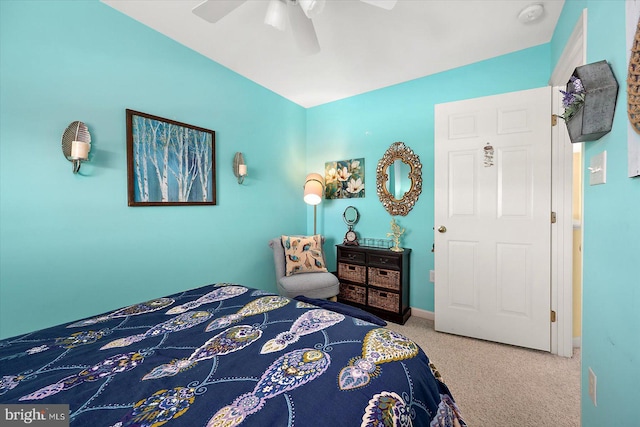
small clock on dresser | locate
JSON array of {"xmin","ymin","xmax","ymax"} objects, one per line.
[
  {"xmin": 342, "ymin": 206, "xmax": 360, "ymax": 246},
  {"xmin": 345, "ymin": 229, "xmax": 358, "ymax": 245}
]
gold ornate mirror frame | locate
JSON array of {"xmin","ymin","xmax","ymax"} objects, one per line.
[
  {"xmin": 628, "ymin": 17, "xmax": 640, "ymax": 134},
  {"xmin": 376, "ymin": 141, "xmax": 423, "ymax": 216}
]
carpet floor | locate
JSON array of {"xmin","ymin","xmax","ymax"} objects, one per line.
[{"xmin": 386, "ymin": 316, "xmax": 581, "ymax": 427}]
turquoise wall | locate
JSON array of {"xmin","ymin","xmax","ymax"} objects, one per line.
[
  {"xmin": 0, "ymin": 0, "xmax": 307, "ymax": 338},
  {"xmin": 2, "ymin": 1, "xmax": 638, "ymax": 423},
  {"xmin": 551, "ymin": 0, "xmax": 639, "ymax": 424},
  {"xmin": 307, "ymin": 45, "xmax": 551, "ymax": 312}
]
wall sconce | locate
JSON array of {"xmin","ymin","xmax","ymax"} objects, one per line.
[
  {"xmin": 303, "ymin": 172, "xmax": 324, "ymax": 235},
  {"xmin": 62, "ymin": 121, "xmax": 91, "ymax": 174},
  {"xmin": 233, "ymin": 152, "xmax": 247, "ymax": 184}
]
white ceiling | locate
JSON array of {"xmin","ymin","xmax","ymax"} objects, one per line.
[{"xmin": 101, "ymin": 0, "xmax": 564, "ymax": 108}]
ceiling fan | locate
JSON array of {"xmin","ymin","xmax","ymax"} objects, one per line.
[{"xmin": 192, "ymin": 0, "xmax": 397, "ymax": 55}]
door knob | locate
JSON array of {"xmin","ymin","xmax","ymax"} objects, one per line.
[{"xmin": 437, "ymin": 226, "xmax": 447, "ymax": 233}]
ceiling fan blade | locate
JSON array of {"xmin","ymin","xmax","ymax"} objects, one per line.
[
  {"xmin": 288, "ymin": 3, "xmax": 320, "ymax": 55},
  {"xmin": 192, "ymin": 0, "xmax": 248, "ymax": 24},
  {"xmin": 359, "ymin": 0, "xmax": 397, "ymax": 10}
]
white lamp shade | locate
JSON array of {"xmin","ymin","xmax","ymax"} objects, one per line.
[
  {"xmin": 238, "ymin": 164, "xmax": 247, "ymax": 176},
  {"xmin": 304, "ymin": 173, "xmax": 324, "ymax": 205}
]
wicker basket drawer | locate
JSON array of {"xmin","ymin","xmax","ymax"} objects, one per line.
[
  {"xmin": 339, "ymin": 283, "xmax": 366, "ymax": 305},
  {"xmin": 368, "ymin": 267, "xmax": 400, "ymax": 291},
  {"xmin": 368, "ymin": 288, "xmax": 400, "ymax": 313},
  {"xmin": 338, "ymin": 263, "xmax": 366, "ymax": 284}
]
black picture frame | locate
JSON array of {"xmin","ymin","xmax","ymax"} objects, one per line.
[{"xmin": 126, "ymin": 109, "xmax": 216, "ymax": 206}]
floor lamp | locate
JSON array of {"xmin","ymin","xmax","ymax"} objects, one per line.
[{"xmin": 303, "ymin": 173, "xmax": 324, "ymax": 235}]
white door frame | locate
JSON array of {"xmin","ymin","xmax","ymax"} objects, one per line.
[{"xmin": 549, "ymin": 9, "xmax": 586, "ymax": 357}]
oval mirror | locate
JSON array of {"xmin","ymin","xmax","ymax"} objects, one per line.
[
  {"xmin": 385, "ymin": 159, "xmax": 412, "ymax": 200},
  {"xmin": 376, "ymin": 142, "xmax": 423, "ymax": 216},
  {"xmin": 343, "ymin": 205, "xmax": 359, "ymax": 226}
]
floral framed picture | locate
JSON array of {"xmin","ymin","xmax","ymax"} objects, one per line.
[
  {"xmin": 324, "ymin": 158, "xmax": 365, "ymax": 199},
  {"xmin": 126, "ymin": 109, "xmax": 216, "ymax": 206}
]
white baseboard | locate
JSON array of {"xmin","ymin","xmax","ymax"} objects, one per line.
[
  {"xmin": 410, "ymin": 307, "xmax": 434, "ymax": 321},
  {"xmin": 573, "ymin": 337, "xmax": 581, "ymax": 348}
]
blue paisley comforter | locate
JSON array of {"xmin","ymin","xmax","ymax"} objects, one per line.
[{"xmin": 0, "ymin": 283, "xmax": 465, "ymax": 426}]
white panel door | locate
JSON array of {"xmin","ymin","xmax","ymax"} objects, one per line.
[{"xmin": 434, "ymin": 87, "xmax": 552, "ymax": 351}]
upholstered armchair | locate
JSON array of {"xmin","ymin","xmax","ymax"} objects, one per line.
[{"xmin": 268, "ymin": 236, "xmax": 339, "ymax": 299}]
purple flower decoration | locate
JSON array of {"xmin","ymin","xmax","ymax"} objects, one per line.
[
  {"xmin": 560, "ymin": 90, "xmax": 578, "ymax": 108},
  {"xmin": 570, "ymin": 75, "xmax": 585, "ymax": 93},
  {"xmin": 558, "ymin": 76, "xmax": 586, "ymax": 121}
]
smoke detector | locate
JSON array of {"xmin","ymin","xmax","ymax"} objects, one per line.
[{"xmin": 518, "ymin": 3, "xmax": 545, "ymax": 24}]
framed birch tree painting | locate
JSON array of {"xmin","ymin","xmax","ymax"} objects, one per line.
[{"xmin": 126, "ymin": 109, "xmax": 216, "ymax": 206}]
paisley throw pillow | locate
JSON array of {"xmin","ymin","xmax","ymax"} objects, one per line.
[{"xmin": 281, "ymin": 235, "xmax": 328, "ymax": 276}]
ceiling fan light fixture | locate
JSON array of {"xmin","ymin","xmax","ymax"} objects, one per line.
[
  {"xmin": 359, "ymin": 0, "xmax": 397, "ymax": 11},
  {"xmin": 517, "ymin": 3, "xmax": 545, "ymax": 24},
  {"xmin": 265, "ymin": 0, "xmax": 288, "ymax": 31},
  {"xmin": 298, "ymin": 0, "xmax": 325, "ymax": 18},
  {"xmin": 288, "ymin": 0, "xmax": 320, "ymax": 55}
]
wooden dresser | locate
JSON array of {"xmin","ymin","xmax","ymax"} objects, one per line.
[{"xmin": 336, "ymin": 244, "xmax": 411, "ymax": 324}]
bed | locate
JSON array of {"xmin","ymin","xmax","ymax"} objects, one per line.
[{"xmin": 0, "ymin": 283, "xmax": 465, "ymax": 426}]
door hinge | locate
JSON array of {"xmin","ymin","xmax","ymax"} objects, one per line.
[
  {"xmin": 551, "ymin": 114, "xmax": 558, "ymax": 126},
  {"xmin": 551, "ymin": 310, "xmax": 557, "ymax": 323},
  {"xmin": 551, "ymin": 212, "xmax": 557, "ymax": 223}
]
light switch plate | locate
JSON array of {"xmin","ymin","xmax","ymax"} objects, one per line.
[{"xmin": 589, "ymin": 151, "xmax": 607, "ymax": 186}]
